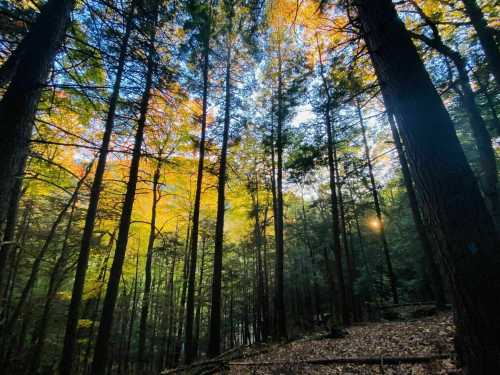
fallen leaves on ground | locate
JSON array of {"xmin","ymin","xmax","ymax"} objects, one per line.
[{"xmin": 228, "ymin": 313, "xmax": 456, "ymax": 375}]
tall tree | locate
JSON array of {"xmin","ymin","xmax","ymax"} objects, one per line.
[
  {"xmin": 316, "ymin": 36, "xmax": 350, "ymax": 324},
  {"xmin": 274, "ymin": 43, "xmax": 287, "ymax": 339},
  {"xmin": 408, "ymin": 0, "xmax": 499, "ymax": 227},
  {"xmin": 357, "ymin": 100, "xmax": 398, "ymax": 304},
  {"xmin": 137, "ymin": 159, "xmax": 161, "ymax": 371},
  {"xmin": 90, "ymin": 5, "xmax": 158, "ymax": 373},
  {"xmin": 184, "ymin": 0, "xmax": 212, "ymax": 364},
  {"xmin": 353, "ymin": 0, "xmax": 500, "ymax": 372},
  {"xmin": 207, "ymin": 0, "xmax": 234, "ymax": 358},
  {"xmin": 0, "ymin": 0, "xmax": 74, "ymax": 230},
  {"xmin": 461, "ymin": 0, "xmax": 500, "ymax": 85},
  {"xmin": 58, "ymin": 3, "xmax": 137, "ymax": 373}
]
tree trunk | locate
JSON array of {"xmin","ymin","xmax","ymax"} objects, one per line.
[
  {"xmin": 461, "ymin": 0, "xmax": 500, "ymax": 85},
  {"xmin": 59, "ymin": 3, "xmax": 136, "ymax": 373},
  {"xmin": 29, "ymin": 196, "xmax": 78, "ymax": 373},
  {"xmin": 184, "ymin": 12, "xmax": 211, "ymax": 364},
  {"xmin": 336, "ymin": 175, "xmax": 358, "ymax": 322},
  {"xmin": 125, "ymin": 251, "xmax": 140, "ymax": 372},
  {"xmin": 300, "ymin": 192, "xmax": 321, "ymax": 320},
  {"xmin": 5, "ymin": 163, "xmax": 91, "ymax": 332},
  {"xmin": 193, "ymin": 235, "xmax": 206, "ymax": 357},
  {"xmin": 274, "ymin": 45, "xmax": 287, "ymax": 340},
  {"xmin": 173, "ymin": 222, "xmax": 191, "ymax": 366},
  {"xmin": 0, "ymin": 177, "xmax": 23, "ymax": 295},
  {"xmin": 138, "ymin": 161, "xmax": 161, "ymax": 371},
  {"xmin": 81, "ymin": 233, "xmax": 114, "ymax": 375},
  {"xmin": 90, "ymin": 19, "xmax": 156, "ymax": 374},
  {"xmin": 357, "ymin": 100, "xmax": 399, "ymax": 304},
  {"xmin": 0, "ymin": 0, "xmax": 74, "ymax": 224},
  {"xmin": 207, "ymin": 14, "xmax": 232, "ymax": 356},
  {"xmin": 355, "ymin": 1, "xmax": 500, "ymax": 372},
  {"xmin": 387, "ymin": 110, "xmax": 447, "ymax": 309},
  {"xmin": 473, "ymin": 71, "xmax": 500, "ymax": 135},
  {"xmin": 408, "ymin": 2, "xmax": 498, "ymax": 227},
  {"xmin": 316, "ymin": 36, "xmax": 350, "ymax": 324}
]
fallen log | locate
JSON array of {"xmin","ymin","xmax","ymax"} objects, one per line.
[
  {"xmin": 162, "ymin": 346, "xmax": 245, "ymax": 374},
  {"xmin": 162, "ymin": 359, "xmax": 224, "ymax": 374},
  {"xmin": 228, "ymin": 353, "xmax": 453, "ymax": 367},
  {"xmin": 161, "ymin": 345, "xmax": 276, "ymax": 374},
  {"xmin": 379, "ymin": 302, "xmax": 451, "ymax": 310}
]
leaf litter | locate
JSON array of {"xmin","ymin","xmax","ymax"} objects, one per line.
[{"xmin": 227, "ymin": 312, "xmax": 457, "ymax": 375}]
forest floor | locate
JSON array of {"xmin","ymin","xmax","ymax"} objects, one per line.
[{"xmin": 226, "ymin": 312, "xmax": 456, "ymax": 375}]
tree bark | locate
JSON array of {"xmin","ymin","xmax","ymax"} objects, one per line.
[
  {"xmin": 59, "ymin": 3, "xmax": 136, "ymax": 373},
  {"xmin": 138, "ymin": 160, "xmax": 161, "ymax": 371},
  {"xmin": 387, "ymin": 109, "xmax": 447, "ymax": 309},
  {"xmin": 90, "ymin": 18, "xmax": 156, "ymax": 374},
  {"xmin": 173, "ymin": 221, "xmax": 191, "ymax": 366},
  {"xmin": 0, "ymin": 0, "xmax": 75, "ymax": 224},
  {"xmin": 0, "ymin": 176, "xmax": 23, "ymax": 294},
  {"xmin": 354, "ymin": 1, "xmax": 500, "ymax": 372},
  {"xmin": 208, "ymin": 12, "xmax": 232, "ymax": 356},
  {"xmin": 408, "ymin": 2, "xmax": 499, "ymax": 227},
  {"xmin": 5, "ymin": 163, "xmax": 90, "ymax": 333},
  {"xmin": 316, "ymin": 36, "xmax": 350, "ymax": 324},
  {"xmin": 357, "ymin": 100, "xmax": 399, "ymax": 304},
  {"xmin": 193, "ymin": 234, "xmax": 207, "ymax": 357},
  {"xmin": 274, "ymin": 44, "xmax": 287, "ymax": 340},
  {"xmin": 29, "ymin": 196, "xmax": 78, "ymax": 373},
  {"xmin": 184, "ymin": 11, "xmax": 211, "ymax": 364},
  {"xmin": 461, "ymin": 0, "xmax": 500, "ymax": 86}
]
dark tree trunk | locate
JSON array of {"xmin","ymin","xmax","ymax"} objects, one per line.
[
  {"xmin": 125, "ymin": 251, "xmax": 140, "ymax": 371},
  {"xmin": 193, "ymin": 235, "xmax": 206, "ymax": 357},
  {"xmin": 184, "ymin": 14, "xmax": 211, "ymax": 364},
  {"xmin": 461, "ymin": 0, "xmax": 500, "ymax": 85},
  {"xmin": 274, "ymin": 47, "xmax": 287, "ymax": 340},
  {"xmin": 300, "ymin": 193, "xmax": 321, "ymax": 320},
  {"xmin": 387, "ymin": 110, "xmax": 447, "ymax": 309},
  {"xmin": 90, "ymin": 21, "xmax": 156, "ymax": 374},
  {"xmin": 336, "ymin": 175, "xmax": 358, "ymax": 322},
  {"xmin": 29, "ymin": 196, "xmax": 78, "ymax": 373},
  {"xmin": 59, "ymin": 3, "xmax": 136, "ymax": 373},
  {"xmin": 357, "ymin": 101, "xmax": 399, "ymax": 304},
  {"xmin": 316, "ymin": 37, "xmax": 350, "ymax": 325},
  {"xmin": 408, "ymin": 2, "xmax": 499, "ymax": 227},
  {"xmin": 81, "ymin": 234, "xmax": 114, "ymax": 375},
  {"xmin": 173, "ymin": 220, "xmax": 191, "ymax": 365},
  {"xmin": 261, "ymin": 205, "xmax": 271, "ymax": 338},
  {"xmin": 0, "ymin": 177, "xmax": 23, "ymax": 294},
  {"xmin": 348, "ymin": 182, "xmax": 379, "ymax": 306},
  {"xmin": 0, "ymin": 201, "xmax": 31, "ymax": 332},
  {"xmin": 162, "ymin": 244, "xmax": 177, "ymax": 368},
  {"xmin": 0, "ymin": 0, "xmax": 74, "ymax": 224},
  {"xmin": 355, "ymin": 1, "xmax": 500, "ymax": 373},
  {"xmin": 250, "ymin": 167, "xmax": 270, "ymax": 342},
  {"xmin": 138, "ymin": 161, "xmax": 161, "ymax": 371},
  {"xmin": 207, "ymin": 14, "xmax": 232, "ymax": 356},
  {"xmin": 5, "ymin": 163, "xmax": 90, "ymax": 332},
  {"xmin": 269, "ymin": 106, "xmax": 280, "ymax": 336},
  {"xmin": 325, "ymin": 111, "xmax": 349, "ymax": 323}
]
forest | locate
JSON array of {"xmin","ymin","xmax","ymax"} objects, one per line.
[{"xmin": 0, "ymin": 0, "xmax": 499, "ymax": 374}]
